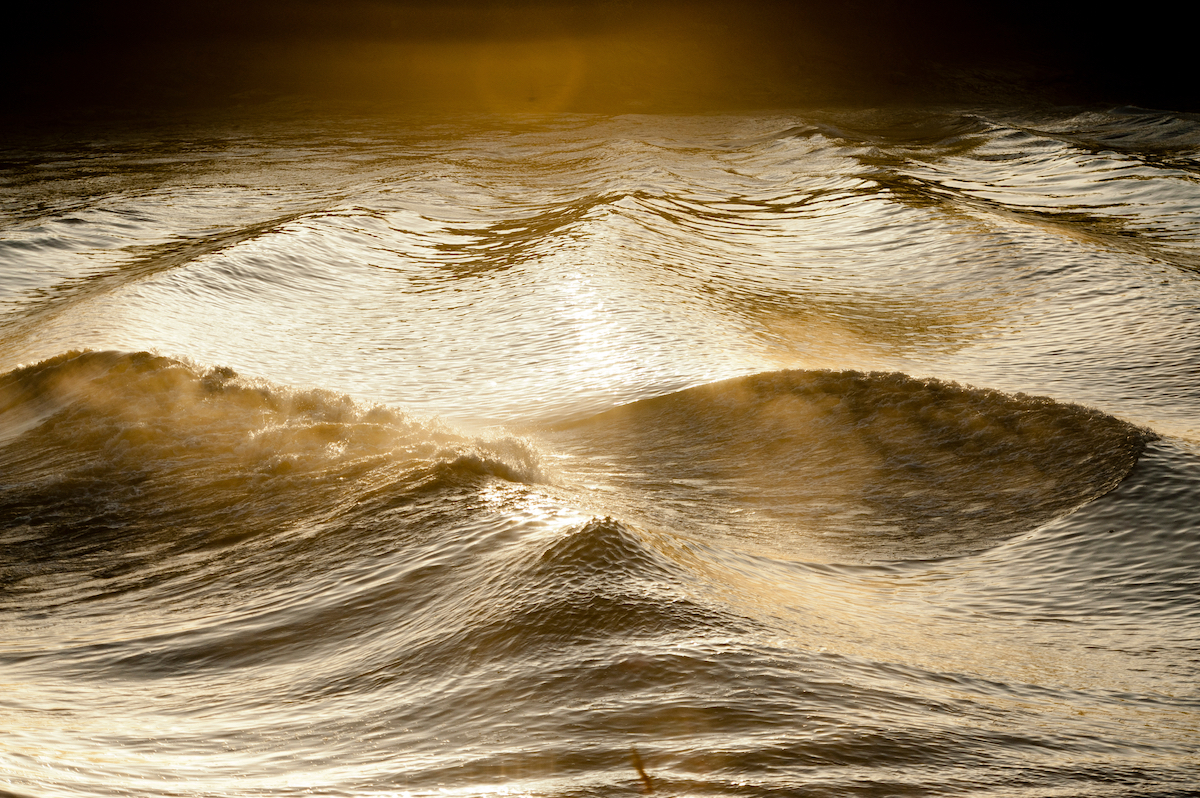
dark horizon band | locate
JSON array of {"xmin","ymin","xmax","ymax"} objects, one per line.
[{"xmin": 4, "ymin": 1, "xmax": 1195, "ymax": 122}]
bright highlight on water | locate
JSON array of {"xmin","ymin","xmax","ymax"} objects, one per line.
[{"xmin": 1, "ymin": 107, "xmax": 1198, "ymax": 796}]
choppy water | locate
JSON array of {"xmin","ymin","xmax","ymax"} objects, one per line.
[{"xmin": 2, "ymin": 107, "xmax": 1199, "ymax": 797}]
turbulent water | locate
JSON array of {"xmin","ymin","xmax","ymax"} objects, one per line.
[{"xmin": 2, "ymin": 107, "xmax": 1199, "ymax": 797}]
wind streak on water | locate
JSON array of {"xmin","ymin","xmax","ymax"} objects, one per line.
[{"xmin": 0, "ymin": 108, "xmax": 1198, "ymax": 797}]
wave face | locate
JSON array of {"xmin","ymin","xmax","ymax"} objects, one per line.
[{"xmin": 1, "ymin": 107, "xmax": 1199, "ymax": 797}]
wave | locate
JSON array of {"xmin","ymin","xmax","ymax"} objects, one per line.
[
  {"xmin": 0, "ymin": 350, "xmax": 544, "ymax": 598},
  {"xmin": 553, "ymin": 369, "xmax": 1152, "ymax": 562}
]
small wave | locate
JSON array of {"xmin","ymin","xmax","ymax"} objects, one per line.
[
  {"xmin": 420, "ymin": 517, "xmax": 731, "ymax": 662},
  {"xmin": 1008, "ymin": 107, "xmax": 1200, "ymax": 162},
  {"xmin": 554, "ymin": 370, "xmax": 1152, "ymax": 562}
]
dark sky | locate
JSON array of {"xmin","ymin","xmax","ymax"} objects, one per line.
[{"xmin": 3, "ymin": 1, "xmax": 1196, "ymax": 121}]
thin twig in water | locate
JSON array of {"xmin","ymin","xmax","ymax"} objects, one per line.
[{"xmin": 630, "ymin": 746, "xmax": 654, "ymax": 794}]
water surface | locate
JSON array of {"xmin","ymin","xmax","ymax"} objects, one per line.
[{"xmin": 2, "ymin": 107, "xmax": 1198, "ymax": 797}]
